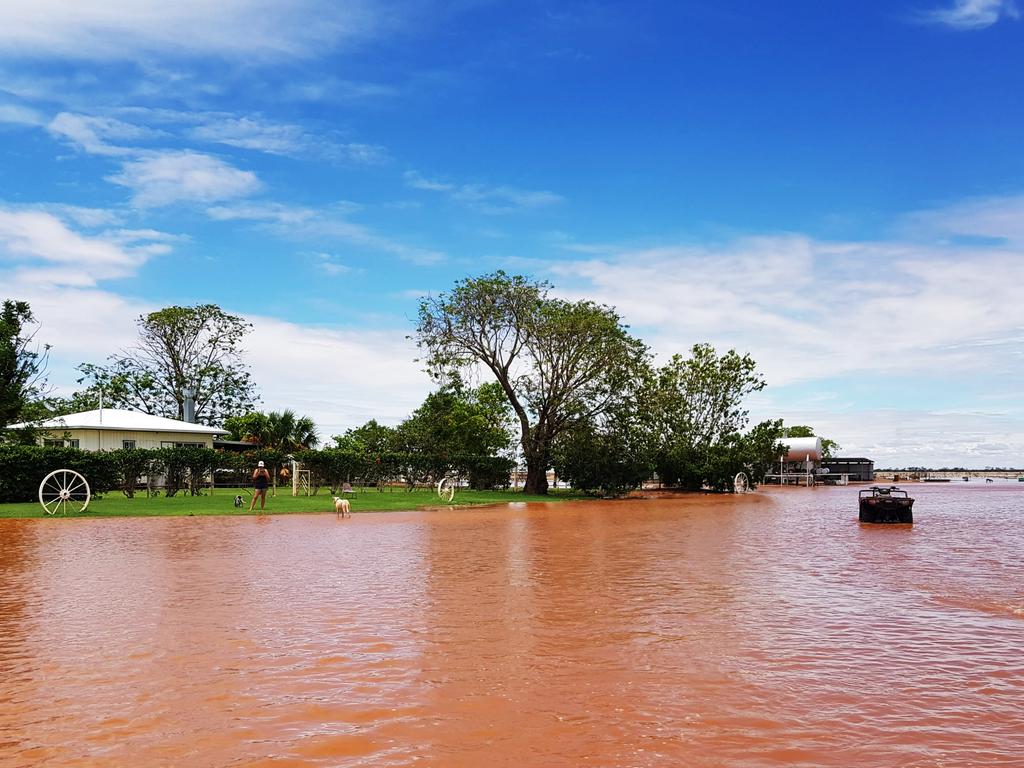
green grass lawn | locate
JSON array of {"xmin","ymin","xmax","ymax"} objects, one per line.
[{"xmin": 0, "ymin": 487, "xmax": 584, "ymax": 518}]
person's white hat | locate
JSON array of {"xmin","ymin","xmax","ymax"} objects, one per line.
[{"xmin": 257, "ymin": 460, "xmax": 265, "ymax": 467}]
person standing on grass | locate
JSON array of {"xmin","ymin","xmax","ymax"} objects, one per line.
[{"xmin": 249, "ymin": 460, "xmax": 271, "ymax": 512}]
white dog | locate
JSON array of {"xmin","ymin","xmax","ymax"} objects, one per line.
[{"xmin": 332, "ymin": 496, "xmax": 351, "ymax": 518}]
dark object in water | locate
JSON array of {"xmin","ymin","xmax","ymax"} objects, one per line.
[
  {"xmin": 859, "ymin": 486, "xmax": 914, "ymax": 524},
  {"xmin": 923, "ymin": 477, "xmax": 950, "ymax": 483}
]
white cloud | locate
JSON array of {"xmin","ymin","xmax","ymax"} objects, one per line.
[
  {"xmin": 550, "ymin": 234, "xmax": 1024, "ymax": 387},
  {"xmin": 405, "ymin": 171, "xmax": 455, "ymax": 193},
  {"xmin": 189, "ymin": 116, "xmax": 310, "ymax": 156},
  {"xmin": 39, "ymin": 205, "xmax": 124, "ymax": 228},
  {"xmin": 188, "ymin": 115, "xmax": 387, "ymax": 163},
  {"xmin": 920, "ymin": 0, "xmax": 1020, "ymax": 29},
  {"xmin": 207, "ymin": 201, "xmax": 446, "ymax": 265},
  {"xmin": 898, "ymin": 193, "xmax": 1024, "ymax": 245},
  {"xmin": 108, "ymin": 150, "xmax": 262, "ymax": 207},
  {"xmin": 0, "ymin": 102, "xmax": 44, "ymax": 126},
  {"xmin": 47, "ymin": 112, "xmax": 162, "ymax": 156},
  {"xmin": 0, "ymin": 205, "xmax": 173, "ymax": 285},
  {"xmin": 283, "ymin": 77, "xmax": 398, "ymax": 103},
  {"xmin": 0, "ymin": 0, "xmax": 390, "ymax": 60},
  {"xmin": 246, "ymin": 316, "xmax": 429, "ymax": 435},
  {"xmin": 404, "ymin": 170, "xmax": 564, "ymax": 214},
  {"xmin": 309, "ymin": 252, "xmax": 352, "ymax": 276},
  {"xmin": 207, "ymin": 202, "xmax": 319, "ymax": 226},
  {"xmin": 452, "ymin": 185, "xmax": 563, "ymax": 212}
]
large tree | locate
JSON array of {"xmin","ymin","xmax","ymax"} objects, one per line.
[
  {"xmin": 652, "ymin": 344, "xmax": 770, "ymax": 489},
  {"xmin": 77, "ymin": 304, "xmax": 258, "ymax": 425},
  {"xmin": 415, "ymin": 272, "xmax": 649, "ymax": 494},
  {"xmin": 0, "ymin": 300, "xmax": 49, "ymax": 429}
]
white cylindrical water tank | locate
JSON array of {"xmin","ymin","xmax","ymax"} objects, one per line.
[{"xmin": 781, "ymin": 436, "xmax": 822, "ymax": 462}]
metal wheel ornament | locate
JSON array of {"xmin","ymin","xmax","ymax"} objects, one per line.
[
  {"xmin": 436, "ymin": 476, "xmax": 456, "ymax": 503},
  {"xmin": 733, "ymin": 472, "xmax": 750, "ymax": 494},
  {"xmin": 39, "ymin": 469, "xmax": 91, "ymax": 515}
]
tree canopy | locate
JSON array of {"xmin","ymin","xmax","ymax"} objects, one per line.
[
  {"xmin": 554, "ymin": 343, "xmax": 784, "ymax": 495},
  {"xmin": 415, "ymin": 271, "xmax": 649, "ymax": 494},
  {"xmin": 394, "ymin": 383, "xmax": 513, "ymax": 459},
  {"xmin": 332, "ymin": 419, "xmax": 397, "ymax": 454},
  {"xmin": 651, "ymin": 344, "xmax": 770, "ymax": 489},
  {"xmin": 77, "ymin": 304, "xmax": 258, "ymax": 425}
]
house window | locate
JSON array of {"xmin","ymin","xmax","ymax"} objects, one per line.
[
  {"xmin": 43, "ymin": 438, "xmax": 79, "ymax": 448},
  {"xmin": 161, "ymin": 441, "xmax": 204, "ymax": 448},
  {"xmin": 123, "ymin": 440, "xmax": 136, "ymax": 449}
]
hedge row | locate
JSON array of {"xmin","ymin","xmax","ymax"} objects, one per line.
[
  {"xmin": 293, "ymin": 449, "xmax": 514, "ymax": 494},
  {"xmin": 0, "ymin": 446, "xmax": 119, "ymax": 504},
  {"xmin": 0, "ymin": 445, "xmax": 515, "ymax": 503}
]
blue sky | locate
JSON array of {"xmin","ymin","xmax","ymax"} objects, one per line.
[{"xmin": 1, "ymin": 0, "xmax": 1023, "ymax": 467}]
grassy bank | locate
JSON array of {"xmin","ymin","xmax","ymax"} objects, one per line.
[{"xmin": 0, "ymin": 487, "xmax": 583, "ymax": 519}]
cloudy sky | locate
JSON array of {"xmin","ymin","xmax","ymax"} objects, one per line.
[{"xmin": 1, "ymin": 0, "xmax": 1022, "ymax": 467}]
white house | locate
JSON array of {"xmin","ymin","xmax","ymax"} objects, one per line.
[{"xmin": 11, "ymin": 409, "xmax": 226, "ymax": 451}]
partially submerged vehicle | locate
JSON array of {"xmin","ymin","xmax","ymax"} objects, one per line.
[{"xmin": 858, "ymin": 486, "xmax": 914, "ymax": 524}]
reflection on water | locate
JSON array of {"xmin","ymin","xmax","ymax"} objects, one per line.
[{"xmin": 1, "ymin": 484, "xmax": 1022, "ymax": 766}]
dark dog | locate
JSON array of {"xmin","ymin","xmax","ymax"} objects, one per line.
[{"xmin": 233, "ymin": 495, "xmax": 244, "ymax": 508}]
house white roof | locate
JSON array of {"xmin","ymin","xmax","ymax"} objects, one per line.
[{"xmin": 10, "ymin": 408, "xmax": 226, "ymax": 435}]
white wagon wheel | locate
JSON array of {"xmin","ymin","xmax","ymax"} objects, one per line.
[
  {"xmin": 733, "ymin": 471, "xmax": 750, "ymax": 494},
  {"xmin": 39, "ymin": 469, "xmax": 91, "ymax": 515},
  {"xmin": 436, "ymin": 475, "xmax": 456, "ymax": 504}
]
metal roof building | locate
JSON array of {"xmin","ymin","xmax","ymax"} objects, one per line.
[
  {"xmin": 10, "ymin": 409, "xmax": 225, "ymax": 451},
  {"xmin": 821, "ymin": 457, "xmax": 875, "ymax": 482}
]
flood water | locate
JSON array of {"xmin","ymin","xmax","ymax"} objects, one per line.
[{"xmin": 1, "ymin": 483, "xmax": 1022, "ymax": 767}]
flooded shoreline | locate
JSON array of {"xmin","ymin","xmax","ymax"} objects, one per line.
[{"xmin": 1, "ymin": 484, "xmax": 1021, "ymax": 767}]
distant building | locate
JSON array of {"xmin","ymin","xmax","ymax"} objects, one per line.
[
  {"xmin": 821, "ymin": 457, "xmax": 874, "ymax": 481},
  {"xmin": 10, "ymin": 408, "xmax": 225, "ymax": 451}
]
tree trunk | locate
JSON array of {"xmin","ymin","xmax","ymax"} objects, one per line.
[{"xmin": 523, "ymin": 456, "xmax": 549, "ymax": 495}]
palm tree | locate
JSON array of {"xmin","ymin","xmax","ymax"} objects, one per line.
[{"xmin": 265, "ymin": 409, "xmax": 319, "ymax": 451}]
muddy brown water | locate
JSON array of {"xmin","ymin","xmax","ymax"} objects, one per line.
[{"xmin": 1, "ymin": 484, "xmax": 1022, "ymax": 767}]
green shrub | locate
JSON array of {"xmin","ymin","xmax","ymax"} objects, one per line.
[
  {"xmin": 107, "ymin": 448, "xmax": 160, "ymax": 498},
  {"xmin": 0, "ymin": 446, "xmax": 118, "ymax": 503}
]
